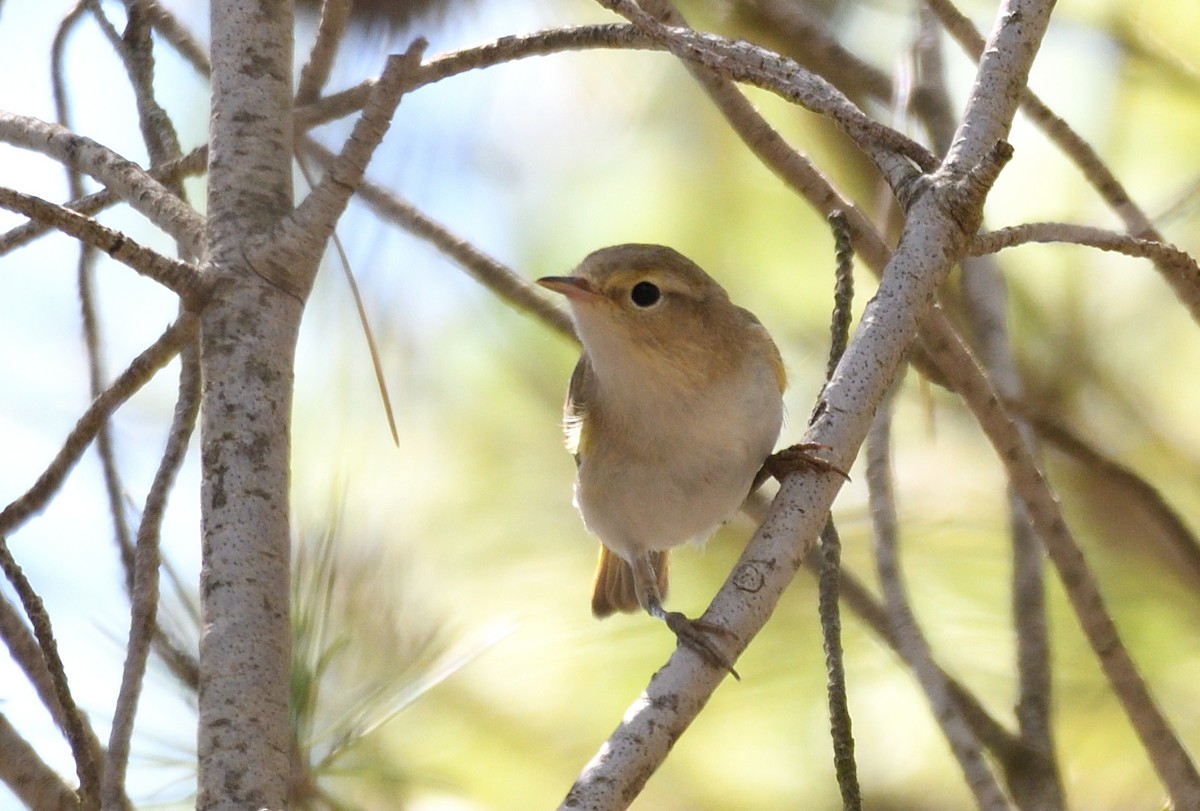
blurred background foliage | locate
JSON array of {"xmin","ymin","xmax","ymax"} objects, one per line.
[{"xmin": 2, "ymin": 0, "xmax": 1200, "ymax": 808}]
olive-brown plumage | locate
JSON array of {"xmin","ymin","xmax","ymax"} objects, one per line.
[{"xmin": 538, "ymin": 244, "xmax": 787, "ymax": 673}]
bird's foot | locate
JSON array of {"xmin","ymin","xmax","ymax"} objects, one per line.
[
  {"xmin": 661, "ymin": 610, "xmax": 740, "ymax": 681},
  {"xmin": 762, "ymin": 442, "xmax": 849, "ymax": 483}
]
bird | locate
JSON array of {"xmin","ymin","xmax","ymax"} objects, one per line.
[{"xmin": 538, "ymin": 244, "xmax": 833, "ymax": 676}]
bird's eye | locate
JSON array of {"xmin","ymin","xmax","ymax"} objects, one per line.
[{"xmin": 630, "ymin": 281, "xmax": 661, "ymax": 308}]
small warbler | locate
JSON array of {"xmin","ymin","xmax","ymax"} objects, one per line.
[{"xmin": 538, "ymin": 244, "xmax": 832, "ymax": 675}]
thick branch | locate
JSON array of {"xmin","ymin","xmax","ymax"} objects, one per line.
[{"xmin": 199, "ymin": 0, "xmax": 301, "ymax": 807}]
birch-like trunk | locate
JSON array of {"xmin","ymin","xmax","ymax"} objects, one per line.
[{"xmin": 198, "ymin": 1, "xmax": 302, "ymax": 808}]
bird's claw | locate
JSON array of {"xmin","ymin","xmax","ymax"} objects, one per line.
[
  {"xmin": 764, "ymin": 442, "xmax": 849, "ymax": 482},
  {"xmin": 662, "ymin": 611, "xmax": 740, "ymax": 680}
]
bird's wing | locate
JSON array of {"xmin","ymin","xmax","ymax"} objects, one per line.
[{"xmin": 564, "ymin": 354, "xmax": 593, "ymax": 462}]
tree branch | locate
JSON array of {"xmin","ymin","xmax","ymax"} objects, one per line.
[
  {"xmin": 263, "ymin": 40, "xmax": 427, "ymax": 301},
  {"xmin": 596, "ymin": 0, "xmax": 936, "ymax": 179},
  {"xmin": 0, "ymin": 594, "xmax": 109, "ymax": 792},
  {"xmin": 103, "ymin": 330, "xmax": 201, "ymax": 809},
  {"xmin": 145, "ymin": 0, "xmax": 209, "ymax": 78},
  {"xmin": 300, "ymin": 140, "xmax": 576, "ymax": 339},
  {"xmin": 867, "ymin": 388, "xmax": 1012, "ymax": 810},
  {"xmin": 1026, "ymin": 410, "xmax": 1200, "ymax": 592},
  {"xmin": 911, "ymin": 13, "xmax": 1063, "ymax": 805},
  {"xmin": 53, "ymin": 0, "xmax": 142, "ymax": 639},
  {"xmin": 971, "ymin": 222, "xmax": 1200, "ymax": 277},
  {"xmin": 296, "ymin": 24, "xmax": 652, "ymax": 131},
  {"xmin": 561, "ymin": 0, "xmax": 1045, "ymax": 799},
  {"xmin": 0, "ymin": 113, "xmax": 203, "ymax": 256},
  {"xmin": 0, "ymin": 712, "xmax": 79, "ymax": 811},
  {"xmin": 295, "ymin": 0, "xmax": 352, "ymax": 105},
  {"xmin": 199, "ymin": 0, "xmax": 303, "ymax": 805},
  {"xmin": 0, "ymin": 315, "xmax": 196, "ymax": 537},
  {"xmin": 0, "ymin": 146, "xmax": 208, "ymax": 257},
  {"xmin": 113, "ymin": 0, "xmax": 187, "ymax": 178},
  {"xmin": 0, "ymin": 538, "xmax": 101, "ymax": 810},
  {"xmin": 920, "ymin": 310, "xmax": 1200, "ymax": 806},
  {"xmin": 0, "ymin": 187, "xmax": 203, "ymax": 301},
  {"xmin": 925, "ymin": 0, "xmax": 1200, "ymax": 323}
]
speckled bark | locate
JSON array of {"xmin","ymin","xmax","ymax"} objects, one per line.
[{"xmin": 198, "ymin": 1, "xmax": 300, "ymax": 809}]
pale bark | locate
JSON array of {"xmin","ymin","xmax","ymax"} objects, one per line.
[
  {"xmin": 197, "ymin": 0, "xmax": 300, "ymax": 808},
  {"xmin": 561, "ymin": 0, "xmax": 1054, "ymax": 805}
]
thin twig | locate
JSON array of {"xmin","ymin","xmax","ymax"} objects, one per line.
[
  {"xmin": 50, "ymin": 4, "xmax": 90, "ymax": 165},
  {"xmin": 0, "ymin": 146, "xmax": 208, "ymax": 257},
  {"xmin": 0, "ymin": 316, "xmax": 195, "ymax": 537},
  {"xmin": 259, "ymin": 40, "xmax": 428, "ymax": 300},
  {"xmin": 742, "ymin": 489, "xmax": 1028, "ymax": 774},
  {"xmin": 817, "ymin": 209, "xmax": 859, "ymax": 810},
  {"xmin": 0, "ymin": 595, "xmax": 109, "ymax": 780},
  {"xmin": 53, "ymin": 2, "xmax": 140, "ymax": 641},
  {"xmin": 867, "ymin": 388, "xmax": 1012, "ymax": 810},
  {"xmin": 103, "ymin": 328, "xmax": 200, "ymax": 809},
  {"xmin": 296, "ymin": 0, "xmax": 352, "ymax": 104},
  {"xmin": 0, "ymin": 712, "xmax": 79, "ymax": 811},
  {"xmin": 0, "ymin": 188, "xmax": 202, "ymax": 301},
  {"xmin": 818, "ymin": 524, "xmax": 860, "ymax": 810},
  {"xmin": 300, "ymin": 141, "xmax": 575, "ymax": 340},
  {"xmin": 971, "ymin": 222, "xmax": 1200, "ymax": 278},
  {"xmin": 0, "ymin": 539, "xmax": 100, "ymax": 810},
  {"xmin": 53, "ymin": 0, "xmax": 142, "ymax": 614},
  {"xmin": 826, "ymin": 211, "xmax": 855, "ymax": 380},
  {"xmin": 296, "ymin": 24, "xmax": 652, "ymax": 131}
]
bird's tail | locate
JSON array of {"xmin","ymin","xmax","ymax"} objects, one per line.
[{"xmin": 591, "ymin": 546, "xmax": 669, "ymax": 618}]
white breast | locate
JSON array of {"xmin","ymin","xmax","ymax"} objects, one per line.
[{"xmin": 574, "ymin": 353, "xmax": 783, "ymax": 561}]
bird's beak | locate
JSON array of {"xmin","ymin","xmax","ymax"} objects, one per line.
[{"xmin": 536, "ymin": 276, "xmax": 600, "ymax": 303}]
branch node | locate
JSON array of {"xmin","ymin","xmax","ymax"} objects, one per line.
[
  {"xmin": 895, "ymin": 171, "xmax": 934, "ymax": 212},
  {"xmin": 939, "ymin": 139, "xmax": 1014, "ymax": 235}
]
